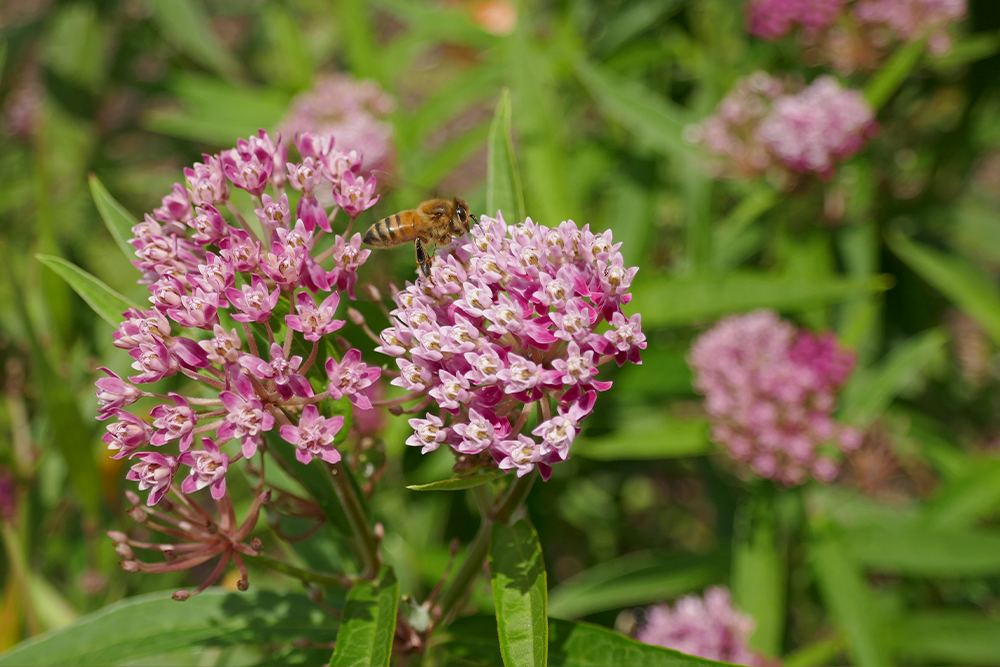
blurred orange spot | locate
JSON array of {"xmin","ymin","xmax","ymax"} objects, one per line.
[{"xmin": 470, "ymin": 0, "xmax": 517, "ymax": 35}]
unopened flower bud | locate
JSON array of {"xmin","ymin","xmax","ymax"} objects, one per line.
[
  {"xmin": 121, "ymin": 560, "xmax": 140, "ymax": 573},
  {"xmin": 172, "ymin": 589, "xmax": 191, "ymax": 601},
  {"xmin": 389, "ymin": 405, "xmax": 403, "ymax": 416},
  {"xmin": 347, "ymin": 308, "xmax": 366, "ymax": 327},
  {"xmin": 364, "ymin": 284, "xmax": 381, "ymax": 302},
  {"xmin": 250, "ymin": 537, "xmax": 262, "ymax": 551},
  {"xmin": 237, "ymin": 577, "xmax": 249, "ymax": 592},
  {"xmin": 125, "ymin": 490, "xmax": 141, "ymax": 506},
  {"xmin": 373, "ymin": 522, "xmax": 385, "ymax": 541},
  {"xmin": 163, "ymin": 548, "xmax": 176, "ymax": 561},
  {"xmin": 259, "ymin": 490, "xmax": 272, "ymax": 504},
  {"xmin": 128, "ymin": 507, "xmax": 148, "ymax": 523},
  {"xmin": 107, "ymin": 530, "xmax": 129, "ymax": 544},
  {"xmin": 115, "ymin": 543, "xmax": 135, "ymax": 560}
]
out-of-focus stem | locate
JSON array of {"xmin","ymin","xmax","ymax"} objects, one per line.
[
  {"xmin": 251, "ymin": 552, "xmax": 352, "ymax": 588},
  {"xmin": 327, "ymin": 462, "xmax": 380, "ymax": 579}
]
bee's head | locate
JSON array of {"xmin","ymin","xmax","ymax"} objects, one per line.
[{"xmin": 452, "ymin": 198, "xmax": 475, "ymax": 235}]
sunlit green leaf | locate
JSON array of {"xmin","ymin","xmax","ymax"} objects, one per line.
[
  {"xmin": 490, "ymin": 520, "xmax": 548, "ymax": 667},
  {"xmin": 923, "ymin": 457, "xmax": 1000, "ymax": 528},
  {"xmin": 36, "ymin": 255, "xmax": 138, "ymax": 326},
  {"xmin": 144, "ymin": 0, "xmax": 242, "ymax": 81},
  {"xmin": 89, "ymin": 174, "xmax": 137, "ymax": 260},
  {"xmin": 486, "ymin": 89, "xmax": 526, "ymax": 225},
  {"xmin": 843, "ymin": 524, "xmax": 1000, "ymax": 577},
  {"xmin": 406, "ymin": 471, "xmax": 507, "ymax": 492},
  {"xmin": 893, "ymin": 611, "xmax": 1000, "ymax": 666},
  {"xmin": 865, "ymin": 39, "xmax": 925, "ymax": 109},
  {"xmin": 732, "ymin": 485, "xmax": 785, "ymax": 657},
  {"xmin": 330, "ymin": 566, "xmax": 399, "ymax": 667}
]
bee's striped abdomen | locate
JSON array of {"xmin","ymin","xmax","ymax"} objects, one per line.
[{"xmin": 363, "ymin": 213, "xmax": 416, "ymax": 248}]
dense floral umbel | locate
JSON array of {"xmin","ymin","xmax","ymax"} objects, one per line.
[
  {"xmin": 375, "ymin": 213, "xmax": 645, "ymax": 479},
  {"xmin": 692, "ymin": 73, "xmax": 876, "ymax": 181},
  {"xmin": 747, "ymin": 0, "xmax": 844, "ymax": 40},
  {"xmin": 637, "ymin": 587, "xmax": 775, "ymax": 667},
  {"xmin": 688, "ymin": 310, "xmax": 861, "ymax": 486}
]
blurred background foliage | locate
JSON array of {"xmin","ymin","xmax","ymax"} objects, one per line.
[{"xmin": 3, "ymin": 0, "xmax": 1000, "ymax": 665}]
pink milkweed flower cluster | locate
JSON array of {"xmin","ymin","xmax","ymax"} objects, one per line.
[
  {"xmin": 691, "ymin": 73, "xmax": 876, "ymax": 181},
  {"xmin": 98, "ymin": 128, "xmax": 384, "ymax": 510},
  {"xmin": 376, "ymin": 213, "xmax": 645, "ymax": 480},
  {"xmin": 637, "ymin": 587, "xmax": 776, "ymax": 667},
  {"xmin": 746, "ymin": 0, "xmax": 844, "ymax": 40},
  {"xmin": 688, "ymin": 310, "xmax": 861, "ymax": 486},
  {"xmin": 279, "ymin": 74, "xmax": 395, "ymax": 175}
]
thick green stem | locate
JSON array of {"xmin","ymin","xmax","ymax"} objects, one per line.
[
  {"xmin": 328, "ymin": 461, "xmax": 380, "ymax": 578},
  {"xmin": 251, "ymin": 552, "xmax": 353, "ymax": 588},
  {"xmin": 493, "ymin": 470, "xmax": 537, "ymax": 524}
]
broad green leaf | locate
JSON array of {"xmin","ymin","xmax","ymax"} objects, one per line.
[
  {"xmin": 887, "ymin": 230, "xmax": 1000, "ymax": 346},
  {"xmin": 893, "ymin": 611, "xmax": 1000, "ymax": 666},
  {"xmin": 732, "ymin": 485, "xmax": 785, "ymax": 657},
  {"xmin": 144, "ymin": 0, "xmax": 241, "ymax": 81},
  {"xmin": 634, "ymin": 271, "xmax": 890, "ymax": 329},
  {"xmin": 923, "ymin": 457, "xmax": 1000, "ymax": 528},
  {"xmin": 486, "ymin": 89, "xmax": 526, "ymax": 225},
  {"xmin": 439, "ymin": 615, "xmax": 729, "ymax": 667},
  {"xmin": 843, "ymin": 524, "xmax": 1000, "ymax": 576},
  {"xmin": 490, "ymin": 520, "xmax": 548, "ymax": 667},
  {"xmin": 574, "ymin": 59, "xmax": 693, "ymax": 161},
  {"xmin": 548, "ymin": 551, "xmax": 725, "ymax": 619},
  {"xmin": 865, "ymin": 39, "xmax": 925, "ymax": 109},
  {"xmin": 36, "ymin": 255, "xmax": 139, "ymax": 326},
  {"xmin": 406, "ymin": 470, "xmax": 506, "ymax": 492},
  {"xmin": 89, "ymin": 173, "xmax": 137, "ymax": 260},
  {"xmin": 330, "ymin": 566, "xmax": 399, "ymax": 667},
  {"xmin": 809, "ymin": 522, "xmax": 891, "ymax": 667},
  {"xmin": 572, "ymin": 415, "xmax": 710, "ymax": 461},
  {"xmin": 0, "ymin": 590, "xmax": 335, "ymax": 666},
  {"xmin": 839, "ymin": 328, "xmax": 947, "ymax": 428}
]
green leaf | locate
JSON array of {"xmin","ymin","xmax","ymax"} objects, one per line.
[
  {"xmin": 143, "ymin": 0, "xmax": 241, "ymax": 81},
  {"xmin": 887, "ymin": 230, "xmax": 1000, "ymax": 346},
  {"xmin": 923, "ymin": 457, "xmax": 1000, "ymax": 528},
  {"xmin": 490, "ymin": 520, "xmax": 548, "ymax": 667},
  {"xmin": 574, "ymin": 59, "xmax": 693, "ymax": 161},
  {"xmin": 548, "ymin": 551, "xmax": 724, "ymax": 619},
  {"xmin": 838, "ymin": 328, "xmax": 947, "ymax": 428},
  {"xmin": 0, "ymin": 590, "xmax": 335, "ymax": 666},
  {"xmin": 634, "ymin": 271, "xmax": 891, "ymax": 329},
  {"xmin": 36, "ymin": 255, "xmax": 138, "ymax": 326},
  {"xmin": 732, "ymin": 485, "xmax": 785, "ymax": 657},
  {"xmin": 809, "ymin": 522, "xmax": 891, "ymax": 667},
  {"xmin": 439, "ymin": 616, "xmax": 730, "ymax": 667},
  {"xmin": 865, "ymin": 39, "xmax": 925, "ymax": 109},
  {"xmin": 89, "ymin": 173, "xmax": 137, "ymax": 260},
  {"xmin": 486, "ymin": 89, "xmax": 526, "ymax": 225},
  {"xmin": 406, "ymin": 470, "xmax": 507, "ymax": 492},
  {"xmin": 928, "ymin": 31, "xmax": 1000, "ymax": 70},
  {"xmin": 330, "ymin": 566, "xmax": 399, "ymax": 667},
  {"xmin": 572, "ymin": 415, "xmax": 710, "ymax": 461},
  {"xmin": 843, "ymin": 524, "xmax": 1000, "ymax": 577},
  {"xmin": 893, "ymin": 611, "xmax": 1000, "ymax": 666}
]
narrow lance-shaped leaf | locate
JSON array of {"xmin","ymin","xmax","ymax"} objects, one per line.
[
  {"xmin": 489, "ymin": 519, "xmax": 548, "ymax": 667},
  {"xmin": 407, "ymin": 470, "xmax": 507, "ymax": 492},
  {"xmin": 893, "ymin": 611, "xmax": 1000, "ymax": 667},
  {"xmin": 89, "ymin": 173, "xmax": 137, "ymax": 260},
  {"xmin": 36, "ymin": 255, "xmax": 139, "ymax": 326},
  {"xmin": 330, "ymin": 565, "xmax": 399, "ymax": 667},
  {"xmin": 486, "ymin": 88, "xmax": 526, "ymax": 224},
  {"xmin": 865, "ymin": 39, "xmax": 925, "ymax": 109},
  {"xmin": 144, "ymin": 0, "xmax": 242, "ymax": 82},
  {"xmin": 732, "ymin": 484, "xmax": 785, "ymax": 657}
]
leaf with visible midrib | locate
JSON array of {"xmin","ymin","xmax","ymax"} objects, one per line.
[
  {"xmin": 407, "ymin": 470, "xmax": 506, "ymax": 491},
  {"xmin": 36, "ymin": 255, "xmax": 138, "ymax": 326},
  {"xmin": 490, "ymin": 519, "xmax": 548, "ymax": 667},
  {"xmin": 486, "ymin": 89, "xmax": 525, "ymax": 224},
  {"xmin": 89, "ymin": 173, "xmax": 137, "ymax": 260},
  {"xmin": 330, "ymin": 565, "xmax": 399, "ymax": 667}
]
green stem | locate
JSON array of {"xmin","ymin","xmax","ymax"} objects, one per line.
[
  {"xmin": 251, "ymin": 552, "xmax": 353, "ymax": 588},
  {"xmin": 493, "ymin": 469, "xmax": 537, "ymax": 524},
  {"xmin": 328, "ymin": 461, "xmax": 380, "ymax": 578}
]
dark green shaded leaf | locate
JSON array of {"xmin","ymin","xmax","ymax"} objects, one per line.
[
  {"xmin": 923, "ymin": 457, "xmax": 1000, "ymax": 528},
  {"xmin": 548, "ymin": 551, "xmax": 725, "ymax": 619},
  {"xmin": 406, "ymin": 470, "xmax": 506, "ymax": 492},
  {"xmin": 572, "ymin": 416, "xmax": 710, "ymax": 461},
  {"xmin": 486, "ymin": 89, "xmax": 526, "ymax": 224},
  {"xmin": 89, "ymin": 173, "xmax": 137, "ymax": 260},
  {"xmin": 0, "ymin": 590, "xmax": 336, "ymax": 666},
  {"xmin": 330, "ymin": 566, "xmax": 399, "ymax": 667},
  {"xmin": 865, "ymin": 39, "xmax": 925, "ymax": 109},
  {"xmin": 893, "ymin": 611, "xmax": 1000, "ymax": 666},
  {"xmin": 144, "ymin": 0, "xmax": 241, "ymax": 81},
  {"xmin": 490, "ymin": 520, "xmax": 548, "ymax": 667},
  {"xmin": 36, "ymin": 255, "xmax": 138, "ymax": 326},
  {"xmin": 843, "ymin": 524, "xmax": 1000, "ymax": 577}
]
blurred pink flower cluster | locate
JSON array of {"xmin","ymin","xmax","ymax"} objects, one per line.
[
  {"xmin": 376, "ymin": 213, "xmax": 646, "ymax": 480},
  {"xmin": 693, "ymin": 73, "xmax": 876, "ymax": 181},
  {"xmin": 279, "ymin": 74, "xmax": 395, "ymax": 175},
  {"xmin": 637, "ymin": 587, "xmax": 775, "ymax": 666},
  {"xmin": 747, "ymin": 0, "xmax": 967, "ymax": 70},
  {"xmin": 98, "ymin": 128, "xmax": 383, "ymax": 509},
  {"xmin": 688, "ymin": 310, "xmax": 861, "ymax": 486}
]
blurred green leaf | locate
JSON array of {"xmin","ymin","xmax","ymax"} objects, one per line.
[
  {"xmin": 335, "ymin": 0, "xmax": 382, "ymax": 82},
  {"xmin": 923, "ymin": 457, "xmax": 1000, "ymax": 528},
  {"xmin": 144, "ymin": 0, "xmax": 242, "ymax": 82},
  {"xmin": 573, "ymin": 415, "xmax": 710, "ymax": 461},
  {"xmin": 261, "ymin": 4, "xmax": 314, "ymax": 91},
  {"xmin": 595, "ymin": 0, "xmax": 684, "ymax": 55},
  {"xmin": 36, "ymin": 255, "xmax": 138, "ymax": 326},
  {"xmin": 89, "ymin": 174, "xmax": 138, "ymax": 260},
  {"xmin": 44, "ymin": 3, "xmax": 105, "ymax": 94},
  {"xmin": 407, "ymin": 471, "xmax": 506, "ymax": 492},
  {"xmin": 839, "ymin": 328, "xmax": 948, "ymax": 428},
  {"xmin": 490, "ymin": 520, "xmax": 548, "ymax": 667},
  {"xmin": 330, "ymin": 566, "xmax": 399, "ymax": 667},
  {"xmin": 634, "ymin": 271, "xmax": 890, "ymax": 329},
  {"xmin": 732, "ymin": 485, "xmax": 785, "ymax": 657},
  {"xmin": 405, "ymin": 122, "xmax": 491, "ymax": 190},
  {"xmin": 887, "ymin": 230, "xmax": 1000, "ymax": 346},
  {"xmin": 843, "ymin": 524, "xmax": 1000, "ymax": 577},
  {"xmin": 893, "ymin": 611, "xmax": 1000, "ymax": 666},
  {"xmin": 0, "ymin": 590, "xmax": 335, "ymax": 666},
  {"xmin": 865, "ymin": 39, "xmax": 925, "ymax": 110},
  {"xmin": 928, "ymin": 31, "xmax": 1000, "ymax": 70},
  {"xmin": 548, "ymin": 551, "xmax": 725, "ymax": 619},
  {"xmin": 486, "ymin": 89, "xmax": 526, "ymax": 224}
]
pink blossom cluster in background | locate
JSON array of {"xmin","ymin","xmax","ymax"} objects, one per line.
[
  {"xmin": 693, "ymin": 73, "xmax": 876, "ymax": 181},
  {"xmin": 376, "ymin": 213, "xmax": 646, "ymax": 480},
  {"xmin": 746, "ymin": 0, "xmax": 844, "ymax": 40},
  {"xmin": 688, "ymin": 310, "xmax": 861, "ymax": 486},
  {"xmin": 279, "ymin": 74, "xmax": 396, "ymax": 175},
  {"xmin": 854, "ymin": 0, "xmax": 966, "ymax": 54},
  {"xmin": 99, "ymin": 127, "xmax": 383, "ymax": 509},
  {"xmin": 637, "ymin": 587, "xmax": 775, "ymax": 667}
]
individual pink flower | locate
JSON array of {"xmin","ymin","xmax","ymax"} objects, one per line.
[
  {"xmin": 95, "ymin": 367, "xmax": 142, "ymax": 419},
  {"xmin": 199, "ymin": 325, "xmax": 243, "ymax": 368},
  {"xmin": 405, "ymin": 414, "xmax": 448, "ymax": 454},
  {"xmin": 179, "ymin": 437, "xmax": 229, "ymax": 499},
  {"xmin": 154, "ymin": 182, "xmax": 193, "ymax": 225},
  {"xmin": 129, "ymin": 339, "xmax": 179, "ymax": 384},
  {"xmin": 150, "ymin": 393, "xmax": 198, "ymax": 451},
  {"xmin": 217, "ymin": 385, "xmax": 275, "ymax": 458},
  {"xmin": 279, "ymin": 404, "xmax": 344, "ymax": 465},
  {"xmin": 333, "ymin": 173, "xmax": 380, "ymax": 217},
  {"xmin": 452, "ymin": 409, "xmax": 503, "ymax": 454},
  {"xmin": 325, "ymin": 349, "xmax": 381, "ymax": 409},
  {"xmin": 126, "ymin": 452, "xmax": 178, "ymax": 506},
  {"xmin": 103, "ymin": 409, "xmax": 154, "ymax": 459},
  {"xmin": 227, "ymin": 274, "xmax": 281, "ymax": 323},
  {"xmin": 188, "ymin": 204, "xmax": 230, "ymax": 245},
  {"xmin": 221, "ymin": 131, "xmax": 275, "ymax": 196},
  {"xmin": 285, "ymin": 291, "xmax": 345, "ymax": 341},
  {"xmin": 328, "ymin": 233, "xmax": 372, "ymax": 299},
  {"xmin": 184, "ymin": 154, "xmax": 229, "ymax": 206},
  {"xmin": 604, "ymin": 311, "xmax": 647, "ymax": 366},
  {"xmin": 239, "ymin": 343, "xmax": 313, "ymax": 400},
  {"xmin": 254, "ymin": 193, "xmax": 290, "ymax": 233},
  {"xmin": 219, "ymin": 229, "xmax": 261, "ymax": 273}
]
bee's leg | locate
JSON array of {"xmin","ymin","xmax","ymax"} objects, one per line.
[{"xmin": 415, "ymin": 238, "xmax": 431, "ymax": 277}]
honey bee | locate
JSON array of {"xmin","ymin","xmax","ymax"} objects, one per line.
[{"xmin": 362, "ymin": 198, "xmax": 477, "ymax": 277}]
